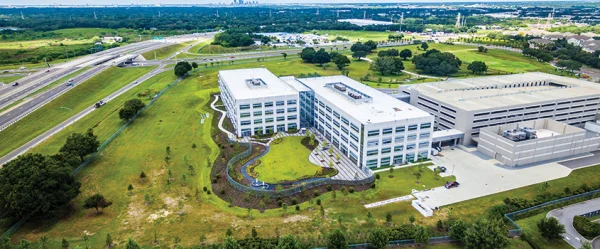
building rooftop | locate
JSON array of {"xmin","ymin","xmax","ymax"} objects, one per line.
[
  {"xmin": 482, "ymin": 118, "xmax": 584, "ymax": 143},
  {"xmin": 404, "ymin": 72, "xmax": 600, "ymax": 111},
  {"xmin": 218, "ymin": 68, "xmax": 299, "ymax": 100},
  {"xmin": 297, "ymin": 76, "xmax": 431, "ymax": 123}
]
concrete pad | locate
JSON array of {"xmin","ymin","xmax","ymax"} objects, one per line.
[{"xmin": 414, "ymin": 147, "xmax": 572, "ymax": 209}]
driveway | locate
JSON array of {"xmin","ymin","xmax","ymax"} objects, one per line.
[
  {"xmin": 413, "ymin": 146, "xmax": 572, "ymax": 208},
  {"xmin": 560, "ymin": 151, "xmax": 600, "ymax": 169},
  {"xmin": 547, "ymin": 198, "xmax": 600, "ymax": 249}
]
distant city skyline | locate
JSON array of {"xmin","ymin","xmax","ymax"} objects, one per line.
[{"xmin": 0, "ymin": 0, "xmax": 571, "ymax": 5}]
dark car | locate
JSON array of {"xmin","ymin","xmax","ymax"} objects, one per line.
[
  {"xmin": 438, "ymin": 166, "xmax": 447, "ymax": 173},
  {"xmin": 445, "ymin": 181, "xmax": 459, "ymax": 189},
  {"xmin": 11, "ymin": 82, "xmax": 18, "ymax": 86}
]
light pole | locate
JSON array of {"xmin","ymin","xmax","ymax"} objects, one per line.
[{"xmin": 60, "ymin": 106, "xmax": 74, "ymax": 131}]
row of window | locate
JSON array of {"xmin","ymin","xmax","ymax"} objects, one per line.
[
  {"xmin": 239, "ymin": 100, "xmax": 297, "ymax": 110},
  {"xmin": 366, "ymin": 152, "xmax": 429, "ymax": 167},
  {"xmin": 240, "ymin": 123, "xmax": 298, "ymax": 134},
  {"xmin": 240, "ymin": 115, "xmax": 298, "ymax": 125},
  {"xmin": 367, "ymin": 123, "xmax": 431, "ymax": 137},
  {"xmin": 473, "ymin": 97, "xmax": 600, "ymax": 117},
  {"xmin": 239, "ymin": 108, "xmax": 297, "ymax": 117}
]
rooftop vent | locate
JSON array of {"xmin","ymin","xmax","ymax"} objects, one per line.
[{"xmin": 245, "ymin": 78, "xmax": 267, "ymax": 89}]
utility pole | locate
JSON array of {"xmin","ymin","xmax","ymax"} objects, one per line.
[
  {"xmin": 20, "ymin": 12, "xmax": 24, "ymax": 20},
  {"xmin": 94, "ymin": 11, "xmax": 97, "ymax": 20},
  {"xmin": 364, "ymin": 10, "xmax": 366, "ymax": 19}
]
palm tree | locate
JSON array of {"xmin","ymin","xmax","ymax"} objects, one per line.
[{"xmin": 39, "ymin": 236, "xmax": 49, "ymax": 249}]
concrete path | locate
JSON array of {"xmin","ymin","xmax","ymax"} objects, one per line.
[{"xmin": 547, "ymin": 198, "xmax": 600, "ymax": 249}]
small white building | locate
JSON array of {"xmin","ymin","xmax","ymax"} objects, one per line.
[{"xmin": 102, "ymin": 36, "xmax": 123, "ymax": 43}]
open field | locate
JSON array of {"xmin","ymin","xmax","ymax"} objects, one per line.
[
  {"xmin": 253, "ymin": 136, "xmax": 322, "ymax": 183},
  {"xmin": 8, "ymin": 61, "xmax": 455, "ymax": 248},
  {"xmin": 0, "ymin": 66, "xmax": 155, "ymax": 158}
]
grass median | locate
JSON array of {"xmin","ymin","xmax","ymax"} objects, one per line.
[{"xmin": 0, "ymin": 66, "xmax": 155, "ymax": 158}]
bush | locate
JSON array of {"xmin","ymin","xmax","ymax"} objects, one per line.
[
  {"xmin": 316, "ymin": 199, "xmax": 322, "ymax": 205},
  {"xmin": 295, "ymin": 205, "xmax": 300, "ymax": 211},
  {"xmin": 203, "ymin": 186, "xmax": 208, "ymax": 192},
  {"xmin": 314, "ymin": 190, "xmax": 320, "ymax": 197},
  {"xmin": 573, "ymin": 216, "xmax": 600, "ymax": 239},
  {"xmin": 349, "ymin": 187, "xmax": 355, "ymax": 194},
  {"xmin": 371, "ymin": 183, "xmax": 376, "ymax": 189},
  {"xmin": 375, "ymin": 173, "xmax": 380, "ymax": 180},
  {"xmin": 291, "ymin": 198, "xmax": 297, "ymax": 205}
]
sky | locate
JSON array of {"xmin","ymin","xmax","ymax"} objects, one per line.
[{"xmin": 0, "ymin": 0, "xmax": 566, "ymax": 5}]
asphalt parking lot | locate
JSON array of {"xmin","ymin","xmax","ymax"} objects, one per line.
[
  {"xmin": 559, "ymin": 151, "xmax": 600, "ymax": 169},
  {"xmin": 414, "ymin": 146, "xmax": 573, "ymax": 209}
]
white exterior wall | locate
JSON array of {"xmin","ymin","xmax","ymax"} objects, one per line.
[{"xmin": 219, "ymin": 76, "xmax": 300, "ymax": 137}]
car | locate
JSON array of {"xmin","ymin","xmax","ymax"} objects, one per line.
[
  {"xmin": 11, "ymin": 82, "xmax": 18, "ymax": 86},
  {"xmin": 438, "ymin": 166, "xmax": 447, "ymax": 173},
  {"xmin": 45, "ymin": 70, "xmax": 50, "ymax": 73},
  {"xmin": 94, "ymin": 100, "xmax": 106, "ymax": 108},
  {"xmin": 445, "ymin": 181, "xmax": 460, "ymax": 189},
  {"xmin": 68, "ymin": 78, "xmax": 74, "ymax": 82},
  {"xmin": 231, "ymin": 56, "xmax": 235, "ymax": 59},
  {"xmin": 66, "ymin": 82, "xmax": 73, "ymax": 86}
]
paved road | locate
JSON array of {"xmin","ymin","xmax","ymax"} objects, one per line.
[
  {"xmin": 560, "ymin": 151, "xmax": 600, "ymax": 169},
  {"xmin": 0, "ymin": 65, "xmax": 167, "ymax": 166},
  {"xmin": 547, "ymin": 198, "xmax": 600, "ymax": 249}
]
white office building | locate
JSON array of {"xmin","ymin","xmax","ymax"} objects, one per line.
[
  {"xmin": 218, "ymin": 68, "xmax": 300, "ymax": 137},
  {"xmin": 219, "ymin": 69, "xmax": 434, "ymax": 169}
]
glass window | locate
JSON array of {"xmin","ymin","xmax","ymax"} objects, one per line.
[
  {"xmin": 319, "ymin": 117, "xmax": 325, "ymax": 123},
  {"xmin": 240, "ymin": 104, "xmax": 250, "ymax": 110},
  {"xmin": 265, "ymin": 118, "xmax": 274, "ymax": 123},
  {"xmin": 350, "ymin": 133, "xmax": 359, "ymax": 142},
  {"xmin": 277, "ymin": 116, "xmax": 285, "ymax": 121},
  {"xmin": 341, "ymin": 117, "xmax": 349, "ymax": 125},
  {"xmin": 381, "ymin": 148, "xmax": 391, "ymax": 154},
  {"xmin": 288, "ymin": 123, "xmax": 297, "ymax": 129},
  {"xmin": 333, "ymin": 129, "xmax": 340, "ymax": 136},
  {"xmin": 253, "ymin": 111, "xmax": 262, "ymax": 116},
  {"xmin": 276, "ymin": 109, "xmax": 285, "ymax": 114},
  {"xmin": 407, "ymin": 135, "xmax": 417, "ymax": 140},
  {"xmin": 367, "ymin": 150, "xmax": 378, "ymax": 156},
  {"xmin": 333, "ymin": 111, "xmax": 340, "ymax": 118},
  {"xmin": 288, "ymin": 107, "xmax": 297, "ymax": 112},
  {"xmin": 319, "ymin": 110, "xmax": 325, "ymax": 116},
  {"xmin": 382, "ymin": 138, "xmax": 392, "ymax": 145},
  {"xmin": 326, "ymin": 106, "xmax": 332, "ymax": 113},
  {"xmin": 350, "ymin": 142, "xmax": 358, "ymax": 151},
  {"xmin": 420, "ymin": 123, "xmax": 431, "ymax": 129},
  {"xmin": 419, "ymin": 142, "xmax": 429, "ymax": 148},
  {"xmin": 319, "ymin": 101, "xmax": 325, "ymax": 107},
  {"xmin": 368, "ymin": 130, "xmax": 380, "ymax": 137},
  {"xmin": 264, "ymin": 102, "xmax": 273, "ymax": 107},
  {"xmin": 380, "ymin": 157, "xmax": 391, "ymax": 166},
  {"xmin": 276, "ymin": 101, "xmax": 285, "ymax": 106},
  {"xmin": 326, "ymin": 122, "xmax": 332, "ymax": 129},
  {"xmin": 394, "ymin": 135, "xmax": 404, "ymax": 142},
  {"xmin": 333, "ymin": 120, "xmax": 340, "ymax": 127},
  {"xmin": 394, "ymin": 145, "xmax": 404, "ymax": 152},
  {"xmin": 382, "ymin": 128, "xmax": 393, "ymax": 135},
  {"xmin": 367, "ymin": 140, "xmax": 379, "ymax": 147},
  {"xmin": 325, "ymin": 114, "xmax": 332, "ymax": 121},
  {"xmin": 351, "ymin": 123, "xmax": 359, "ymax": 132},
  {"xmin": 341, "ymin": 136, "xmax": 348, "ymax": 143},
  {"xmin": 420, "ymin": 132, "xmax": 430, "ymax": 138},
  {"xmin": 253, "ymin": 103, "xmax": 262, "ymax": 108},
  {"xmin": 341, "ymin": 126, "xmax": 349, "ymax": 134},
  {"xmin": 406, "ymin": 143, "xmax": 416, "ymax": 150},
  {"xmin": 395, "ymin": 126, "xmax": 405, "ymax": 132},
  {"xmin": 240, "ymin": 112, "xmax": 250, "ymax": 118},
  {"xmin": 366, "ymin": 160, "xmax": 378, "ymax": 167},
  {"xmin": 254, "ymin": 119, "xmax": 262, "ymax": 124},
  {"xmin": 265, "ymin": 110, "xmax": 273, "ymax": 115},
  {"xmin": 287, "ymin": 100, "xmax": 297, "ymax": 105},
  {"xmin": 241, "ymin": 120, "xmax": 251, "ymax": 126},
  {"xmin": 408, "ymin": 125, "xmax": 418, "ymax": 131},
  {"xmin": 288, "ymin": 115, "xmax": 297, "ymax": 120}
]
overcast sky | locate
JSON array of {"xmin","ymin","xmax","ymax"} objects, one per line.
[{"xmin": 0, "ymin": 0, "xmax": 562, "ymax": 5}]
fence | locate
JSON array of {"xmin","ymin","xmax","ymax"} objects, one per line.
[
  {"xmin": 504, "ymin": 188, "xmax": 600, "ymax": 237},
  {"xmin": 581, "ymin": 209, "xmax": 600, "ymax": 218},
  {"xmin": 312, "ymin": 236, "xmax": 456, "ymax": 249},
  {"xmin": 3, "ymin": 72, "xmax": 186, "ymax": 237},
  {"xmin": 224, "ymin": 141, "xmax": 375, "ymax": 198}
]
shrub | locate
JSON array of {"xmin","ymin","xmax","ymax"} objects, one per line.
[
  {"xmin": 291, "ymin": 198, "xmax": 297, "ymax": 205},
  {"xmin": 349, "ymin": 187, "xmax": 355, "ymax": 193},
  {"xmin": 316, "ymin": 199, "xmax": 322, "ymax": 205},
  {"xmin": 206, "ymin": 190, "xmax": 211, "ymax": 195},
  {"xmin": 327, "ymin": 185, "xmax": 332, "ymax": 191},
  {"xmin": 295, "ymin": 205, "xmax": 300, "ymax": 211},
  {"xmin": 371, "ymin": 183, "xmax": 376, "ymax": 189},
  {"xmin": 203, "ymin": 186, "xmax": 208, "ymax": 192},
  {"xmin": 573, "ymin": 216, "xmax": 600, "ymax": 239},
  {"xmin": 314, "ymin": 190, "xmax": 320, "ymax": 197},
  {"xmin": 375, "ymin": 174, "xmax": 380, "ymax": 180}
]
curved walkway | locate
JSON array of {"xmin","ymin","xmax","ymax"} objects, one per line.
[{"xmin": 547, "ymin": 198, "xmax": 600, "ymax": 249}]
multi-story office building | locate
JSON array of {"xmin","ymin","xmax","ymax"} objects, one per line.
[
  {"xmin": 295, "ymin": 76, "xmax": 434, "ymax": 169},
  {"xmin": 218, "ymin": 68, "xmax": 300, "ymax": 137},
  {"xmin": 219, "ymin": 69, "xmax": 434, "ymax": 168},
  {"xmin": 402, "ymin": 72, "xmax": 600, "ymax": 145}
]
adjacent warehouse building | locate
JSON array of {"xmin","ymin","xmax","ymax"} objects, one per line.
[
  {"xmin": 219, "ymin": 69, "xmax": 434, "ymax": 168},
  {"xmin": 402, "ymin": 72, "xmax": 600, "ymax": 145},
  {"xmin": 477, "ymin": 118, "xmax": 600, "ymax": 167}
]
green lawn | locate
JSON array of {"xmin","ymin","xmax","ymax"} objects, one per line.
[
  {"xmin": 0, "ymin": 75, "xmax": 25, "ymax": 83},
  {"xmin": 515, "ymin": 212, "xmax": 572, "ymax": 249},
  {"xmin": 253, "ymin": 136, "xmax": 322, "ymax": 183},
  {"xmin": 141, "ymin": 42, "xmax": 191, "ymax": 60},
  {"xmin": 0, "ymin": 66, "xmax": 155, "ymax": 158}
]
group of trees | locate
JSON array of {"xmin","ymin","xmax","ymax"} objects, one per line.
[
  {"xmin": 467, "ymin": 61, "xmax": 488, "ymax": 74},
  {"xmin": 412, "ymin": 49, "xmax": 462, "ymax": 76},
  {"xmin": 119, "ymin": 98, "xmax": 146, "ymax": 122},
  {"xmin": 299, "ymin": 48, "xmax": 351, "ymax": 70},
  {"xmin": 212, "ymin": 30, "xmax": 255, "ymax": 48},
  {"xmin": 0, "ymin": 129, "xmax": 102, "ymax": 220},
  {"xmin": 350, "ymin": 40, "xmax": 377, "ymax": 60},
  {"xmin": 370, "ymin": 49, "xmax": 405, "ymax": 76},
  {"xmin": 523, "ymin": 38, "xmax": 600, "ymax": 72},
  {"xmin": 174, "ymin": 61, "xmax": 194, "ymax": 77}
]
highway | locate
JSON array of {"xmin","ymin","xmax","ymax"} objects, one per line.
[{"xmin": 547, "ymin": 198, "xmax": 600, "ymax": 249}]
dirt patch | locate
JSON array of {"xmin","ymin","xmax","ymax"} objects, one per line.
[
  {"xmin": 147, "ymin": 209, "xmax": 170, "ymax": 223},
  {"xmin": 283, "ymin": 215, "xmax": 311, "ymax": 223}
]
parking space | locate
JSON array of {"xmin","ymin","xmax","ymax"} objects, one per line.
[{"xmin": 414, "ymin": 146, "xmax": 573, "ymax": 209}]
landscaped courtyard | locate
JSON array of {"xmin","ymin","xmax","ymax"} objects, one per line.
[{"xmin": 251, "ymin": 136, "xmax": 333, "ymax": 183}]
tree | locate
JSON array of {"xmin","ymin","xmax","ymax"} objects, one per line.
[
  {"xmin": 464, "ymin": 219, "xmax": 509, "ymax": 249},
  {"xmin": 61, "ymin": 238, "xmax": 69, "ymax": 249},
  {"xmin": 140, "ymin": 171, "xmax": 147, "ymax": 182},
  {"xmin": 327, "ymin": 229, "xmax": 348, "ymax": 249},
  {"xmin": 83, "ymin": 193, "xmax": 113, "ymax": 213},
  {"xmin": 537, "ymin": 217, "xmax": 565, "ymax": 240},
  {"xmin": 370, "ymin": 57, "xmax": 404, "ymax": 75},
  {"xmin": 332, "ymin": 53, "xmax": 351, "ymax": 70},
  {"xmin": 220, "ymin": 236, "xmax": 241, "ymax": 249},
  {"xmin": 467, "ymin": 61, "xmax": 488, "ymax": 74},
  {"xmin": 191, "ymin": 62, "xmax": 198, "ymax": 69},
  {"xmin": 313, "ymin": 48, "xmax": 331, "ymax": 66},
  {"xmin": 125, "ymin": 238, "xmax": 141, "ymax": 249},
  {"xmin": 277, "ymin": 234, "xmax": 300, "ymax": 249},
  {"xmin": 535, "ymin": 52, "xmax": 553, "ymax": 63},
  {"xmin": 449, "ymin": 219, "xmax": 468, "ymax": 243},
  {"xmin": 0, "ymin": 153, "xmax": 80, "ymax": 219},
  {"xmin": 351, "ymin": 42, "xmax": 370, "ymax": 53},
  {"xmin": 300, "ymin": 47, "xmax": 316, "ymax": 63},
  {"xmin": 421, "ymin": 42, "xmax": 429, "ymax": 51},
  {"xmin": 282, "ymin": 52, "xmax": 287, "ymax": 60},
  {"xmin": 59, "ymin": 128, "xmax": 100, "ymax": 162},
  {"xmin": 174, "ymin": 61, "xmax": 192, "ymax": 77},
  {"xmin": 412, "ymin": 49, "xmax": 462, "ymax": 76},
  {"xmin": 106, "ymin": 233, "xmax": 113, "ymax": 248},
  {"xmin": 368, "ymin": 228, "xmax": 390, "ymax": 249},
  {"xmin": 414, "ymin": 225, "xmax": 430, "ymax": 247},
  {"xmin": 378, "ymin": 49, "xmax": 399, "ymax": 57},
  {"xmin": 556, "ymin": 60, "xmax": 582, "ymax": 72},
  {"xmin": 399, "ymin": 49, "xmax": 413, "ymax": 60},
  {"xmin": 580, "ymin": 241, "xmax": 592, "ymax": 249},
  {"xmin": 352, "ymin": 51, "xmax": 367, "ymax": 61},
  {"xmin": 18, "ymin": 239, "xmax": 30, "ymax": 249},
  {"xmin": 39, "ymin": 236, "xmax": 49, "ymax": 249},
  {"xmin": 364, "ymin": 40, "xmax": 378, "ymax": 51},
  {"xmin": 386, "ymin": 212, "xmax": 392, "ymax": 223},
  {"xmin": 119, "ymin": 98, "xmax": 146, "ymax": 121},
  {"xmin": 409, "ymin": 215, "xmax": 416, "ymax": 224}
]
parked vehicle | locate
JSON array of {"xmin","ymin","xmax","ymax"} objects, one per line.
[
  {"xmin": 438, "ymin": 166, "xmax": 447, "ymax": 173},
  {"xmin": 445, "ymin": 181, "xmax": 460, "ymax": 189}
]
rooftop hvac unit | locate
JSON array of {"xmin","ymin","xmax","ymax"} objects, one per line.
[
  {"xmin": 334, "ymin": 84, "xmax": 347, "ymax": 92},
  {"xmin": 348, "ymin": 92, "xmax": 362, "ymax": 99}
]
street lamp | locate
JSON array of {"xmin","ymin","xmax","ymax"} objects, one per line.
[{"xmin": 60, "ymin": 106, "xmax": 74, "ymax": 131}]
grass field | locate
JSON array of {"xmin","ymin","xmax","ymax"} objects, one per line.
[
  {"xmin": 253, "ymin": 136, "xmax": 322, "ymax": 183},
  {"xmin": 8, "ymin": 61, "xmax": 456, "ymax": 248},
  {"xmin": 0, "ymin": 75, "xmax": 24, "ymax": 83},
  {"xmin": 0, "ymin": 66, "xmax": 155, "ymax": 158},
  {"xmin": 515, "ymin": 213, "xmax": 572, "ymax": 249}
]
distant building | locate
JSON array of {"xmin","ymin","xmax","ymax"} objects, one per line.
[
  {"xmin": 337, "ymin": 19, "xmax": 394, "ymax": 26},
  {"xmin": 102, "ymin": 36, "xmax": 123, "ymax": 43}
]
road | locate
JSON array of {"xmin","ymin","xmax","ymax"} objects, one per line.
[{"xmin": 547, "ymin": 198, "xmax": 600, "ymax": 249}]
